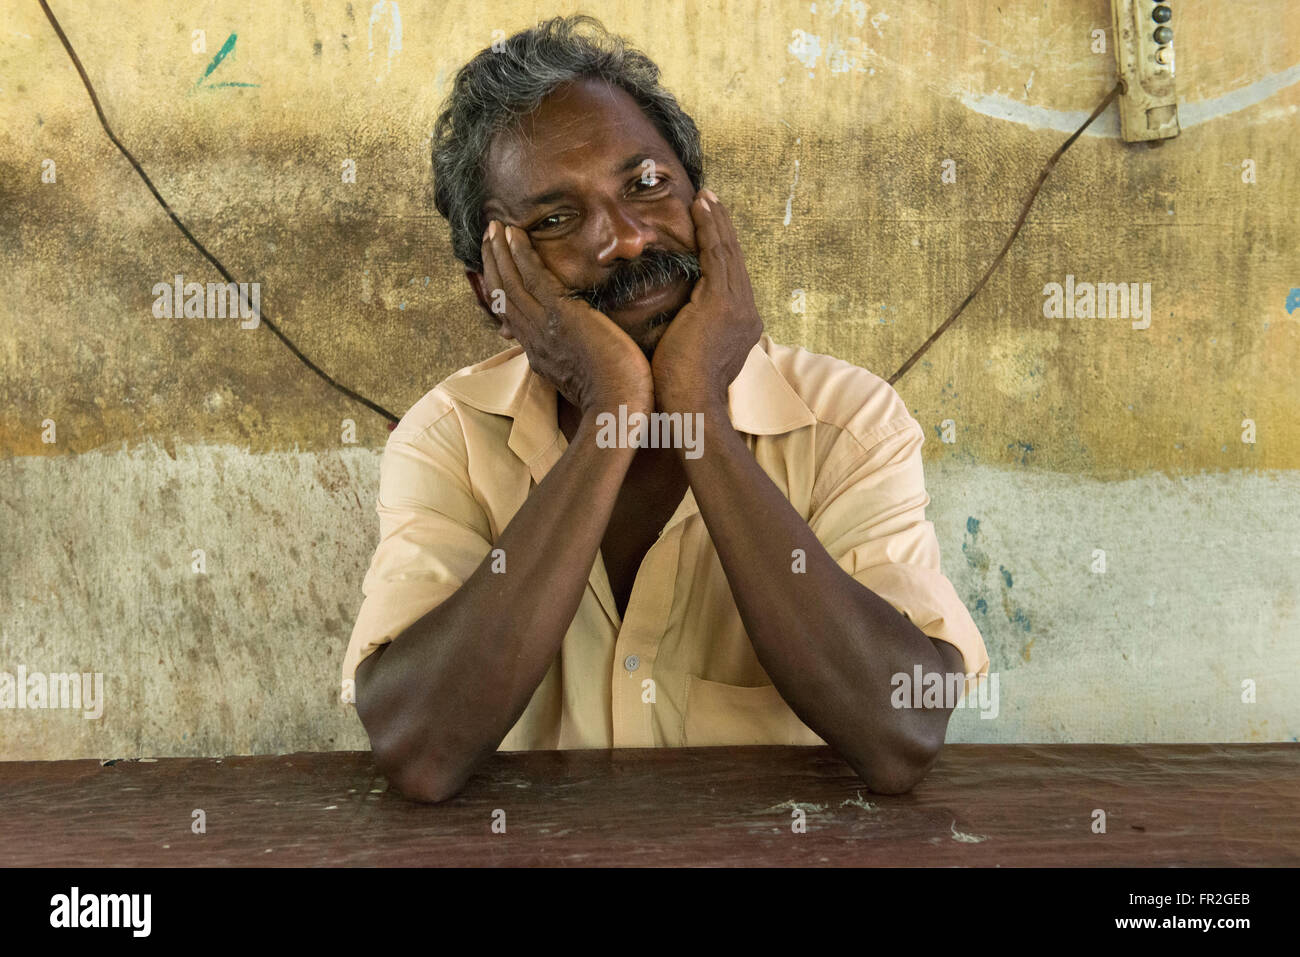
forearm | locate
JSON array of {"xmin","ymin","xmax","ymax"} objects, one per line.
[
  {"xmin": 357, "ymin": 411, "xmax": 637, "ymax": 801},
  {"xmin": 673, "ymin": 395, "xmax": 955, "ymax": 790}
]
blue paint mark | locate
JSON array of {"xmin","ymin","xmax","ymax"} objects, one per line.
[
  {"xmin": 193, "ymin": 34, "xmax": 260, "ymax": 90},
  {"xmin": 1008, "ymin": 440, "xmax": 1034, "ymax": 465},
  {"xmin": 999, "ymin": 565, "xmax": 1013, "ymax": 588},
  {"xmin": 962, "ymin": 516, "xmax": 990, "ymax": 572},
  {"xmin": 1010, "ymin": 607, "xmax": 1032, "ymax": 632},
  {"xmin": 973, "ymin": 597, "xmax": 988, "ymax": 614},
  {"xmin": 1286, "ymin": 288, "xmax": 1300, "ymax": 314}
]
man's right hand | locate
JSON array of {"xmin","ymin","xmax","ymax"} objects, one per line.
[
  {"xmin": 481, "ymin": 220, "xmax": 653, "ymax": 418},
  {"xmin": 360, "ymin": 221, "xmax": 655, "ymax": 801}
]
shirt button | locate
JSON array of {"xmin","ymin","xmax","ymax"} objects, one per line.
[{"xmin": 624, "ymin": 654, "xmax": 640, "ymax": 672}]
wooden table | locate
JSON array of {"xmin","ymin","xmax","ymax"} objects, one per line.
[{"xmin": 2, "ymin": 744, "xmax": 1296, "ymax": 866}]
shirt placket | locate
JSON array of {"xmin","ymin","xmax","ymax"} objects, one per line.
[{"xmin": 609, "ymin": 489, "xmax": 697, "ymax": 748}]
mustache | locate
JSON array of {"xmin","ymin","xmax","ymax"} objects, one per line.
[{"xmin": 566, "ymin": 248, "xmax": 701, "ymax": 313}]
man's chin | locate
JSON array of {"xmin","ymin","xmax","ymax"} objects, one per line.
[{"xmin": 634, "ymin": 311, "xmax": 674, "ymax": 359}]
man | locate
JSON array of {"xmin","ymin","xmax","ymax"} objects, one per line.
[{"xmin": 343, "ymin": 15, "xmax": 988, "ymax": 802}]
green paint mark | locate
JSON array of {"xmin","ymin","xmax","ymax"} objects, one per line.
[{"xmin": 193, "ymin": 33, "xmax": 260, "ymax": 91}]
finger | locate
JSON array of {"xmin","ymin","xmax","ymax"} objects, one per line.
[
  {"xmin": 502, "ymin": 225, "xmax": 568, "ymax": 307},
  {"xmin": 480, "ymin": 222, "xmax": 515, "ymax": 338},
  {"xmin": 701, "ymin": 188, "xmax": 739, "ymax": 255},
  {"xmin": 695, "ymin": 192, "xmax": 760, "ymax": 333},
  {"xmin": 488, "ymin": 224, "xmax": 551, "ymax": 325},
  {"xmin": 692, "ymin": 190, "xmax": 731, "ymax": 291},
  {"xmin": 490, "ymin": 221, "xmax": 553, "ymax": 344},
  {"xmin": 700, "ymin": 190, "xmax": 749, "ymax": 301}
]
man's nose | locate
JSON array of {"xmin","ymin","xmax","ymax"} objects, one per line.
[{"xmin": 593, "ymin": 200, "xmax": 657, "ymax": 265}]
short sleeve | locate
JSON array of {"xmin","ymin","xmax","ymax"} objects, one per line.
[
  {"xmin": 808, "ymin": 416, "xmax": 989, "ymax": 684},
  {"xmin": 341, "ymin": 408, "xmax": 495, "ymax": 685}
]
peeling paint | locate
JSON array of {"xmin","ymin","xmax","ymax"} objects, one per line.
[{"xmin": 961, "ymin": 64, "xmax": 1300, "ymax": 137}]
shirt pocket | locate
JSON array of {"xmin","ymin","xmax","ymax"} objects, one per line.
[{"xmin": 682, "ymin": 675, "xmax": 826, "ymax": 746}]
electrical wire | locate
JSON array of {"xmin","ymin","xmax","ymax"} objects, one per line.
[
  {"xmin": 37, "ymin": 0, "xmax": 401, "ymax": 426},
  {"xmin": 888, "ymin": 79, "xmax": 1124, "ymax": 384}
]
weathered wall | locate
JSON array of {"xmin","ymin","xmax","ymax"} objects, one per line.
[{"xmin": 1, "ymin": 0, "xmax": 1297, "ymax": 759}]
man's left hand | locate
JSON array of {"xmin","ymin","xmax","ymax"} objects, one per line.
[{"xmin": 651, "ymin": 188, "xmax": 763, "ymax": 411}]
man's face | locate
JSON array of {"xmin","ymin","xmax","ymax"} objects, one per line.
[{"xmin": 475, "ymin": 77, "xmax": 700, "ymax": 357}]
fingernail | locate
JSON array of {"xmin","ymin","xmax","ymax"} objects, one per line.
[
  {"xmin": 703, "ymin": 189, "xmax": 719, "ymax": 203},
  {"xmin": 700, "ymin": 197, "xmax": 711, "ymax": 211},
  {"xmin": 487, "ymin": 221, "xmax": 497, "ymax": 241},
  {"xmin": 505, "ymin": 225, "xmax": 514, "ymax": 246}
]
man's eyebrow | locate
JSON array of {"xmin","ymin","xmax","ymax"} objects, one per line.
[
  {"xmin": 614, "ymin": 151, "xmax": 655, "ymax": 175},
  {"xmin": 515, "ymin": 152, "xmax": 665, "ymax": 211}
]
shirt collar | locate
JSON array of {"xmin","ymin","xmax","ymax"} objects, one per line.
[{"xmin": 439, "ymin": 333, "xmax": 817, "ymax": 468}]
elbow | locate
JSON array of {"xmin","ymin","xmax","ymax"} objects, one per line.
[
  {"xmin": 849, "ymin": 724, "xmax": 947, "ymax": 796},
  {"xmin": 390, "ymin": 762, "xmax": 469, "ymax": 804},
  {"xmin": 372, "ymin": 739, "xmax": 472, "ymax": 804},
  {"xmin": 363, "ymin": 705, "xmax": 474, "ymax": 803},
  {"xmin": 854, "ymin": 756, "xmax": 931, "ymax": 795},
  {"xmin": 354, "ymin": 657, "xmax": 473, "ymax": 803}
]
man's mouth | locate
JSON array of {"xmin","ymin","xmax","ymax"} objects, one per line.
[
  {"xmin": 575, "ymin": 249, "xmax": 701, "ymax": 316},
  {"xmin": 609, "ymin": 277, "xmax": 685, "ymax": 315}
]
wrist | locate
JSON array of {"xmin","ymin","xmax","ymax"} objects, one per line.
[
  {"xmin": 580, "ymin": 389, "xmax": 655, "ymax": 424},
  {"xmin": 656, "ymin": 383, "xmax": 729, "ymax": 416}
]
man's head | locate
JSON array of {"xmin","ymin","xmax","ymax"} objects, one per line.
[{"xmin": 432, "ymin": 15, "xmax": 704, "ymax": 356}]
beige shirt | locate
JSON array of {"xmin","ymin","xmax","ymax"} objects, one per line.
[{"xmin": 343, "ymin": 334, "xmax": 988, "ymax": 749}]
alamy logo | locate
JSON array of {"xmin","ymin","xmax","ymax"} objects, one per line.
[
  {"xmin": 595, "ymin": 404, "xmax": 704, "ymax": 459},
  {"xmin": 0, "ymin": 666, "xmax": 104, "ymax": 718},
  {"xmin": 152, "ymin": 273, "xmax": 261, "ymax": 328},
  {"xmin": 1042, "ymin": 274, "xmax": 1151, "ymax": 329},
  {"xmin": 890, "ymin": 666, "xmax": 999, "ymax": 719},
  {"xmin": 50, "ymin": 887, "xmax": 151, "ymax": 937}
]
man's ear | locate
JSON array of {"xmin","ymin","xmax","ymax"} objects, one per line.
[{"xmin": 466, "ymin": 268, "xmax": 514, "ymax": 340}]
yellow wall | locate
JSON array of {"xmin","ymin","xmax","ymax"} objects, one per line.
[{"xmin": 2, "ymin": 1, "xmax": 1297, "ymax": 757}]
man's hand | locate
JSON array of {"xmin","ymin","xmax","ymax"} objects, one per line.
[
  {"xmin": 650, "ymin": 189, "xmax": 764, "ymax": 410},
  {"xmin": 482, "ymin": 220, "xmax": 653, "ymax": 417}
]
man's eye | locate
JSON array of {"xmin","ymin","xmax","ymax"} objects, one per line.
[{"xmin": 531, "ymin": 179, "xmax": 664, "ymax": 233}]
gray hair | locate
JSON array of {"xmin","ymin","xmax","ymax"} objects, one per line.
[{"xmin": 432, "ymin": 14, "xmax": 704, "ymax": 276}]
